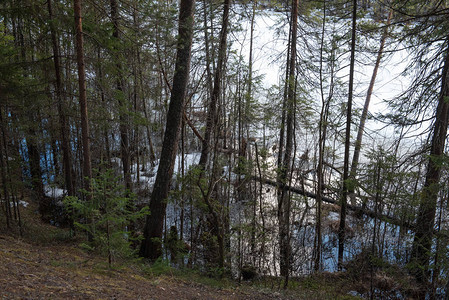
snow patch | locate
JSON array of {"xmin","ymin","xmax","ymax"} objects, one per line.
[
  {"xmin": 44, "ymin": 186, "xmax": 66, "ymax": 198},
  {"xmin": 328, "ymin": 211, "xmax": 340, "ymax": 221},
  {"xmin": 9, "ymin": 200, "xmax": 29, "ymax": 208}
]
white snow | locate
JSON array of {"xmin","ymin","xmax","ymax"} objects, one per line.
[
  {"xmin": 9, "ymin": 200, "xmax": 29, "ymax": 207},
  {"xmin": 328, "ymin": 211, "xmax": 340, "ymax": 221},
  {"xmin": 44, "ymin": 185, "xmax": 66, "ymax": 198},
  {"xmin": 129, "ymin": 152, "xmax": 202, "ymax": 190}
]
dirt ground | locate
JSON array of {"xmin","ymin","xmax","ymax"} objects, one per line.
[{"xmin": 0, "ymin": 234, "xmax": 290, "ymax": 300}]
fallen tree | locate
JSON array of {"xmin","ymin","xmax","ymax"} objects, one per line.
[{"xmin": 251, "ymin": 176, "xmax": 414, "ymax": 230}]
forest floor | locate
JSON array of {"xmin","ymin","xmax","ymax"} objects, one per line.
[
  {"xmin": 0, "ymin": 233, "xmax": 283, "ymax": 299},
  {"xmin": 0, "ymin": 200, "xmax": 362, "ymax": 299}
]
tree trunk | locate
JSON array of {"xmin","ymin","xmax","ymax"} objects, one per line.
[
  {"xmin": 196, "ymin": 0, "xmax": 231, "ymax": 270},
  {"xmin": 48, "ymin": 0, "xmax": 74, "ymax": 196},
  {"xmin": 14, "ymin": 5, "xmax": 45, "ymax": 206},
  {"xmin": 338, "ymin": 0, "xmax": 357, "ymax": 270},
  {"xmin": 349, "ymin": 9, "xmax": 392, "ymax": 205},
  {"xmin": 279, "ymin": 0, "xmax": 298, "ymax": 285},
  {"xmin": 277, "ymin": 19, "xmax": 292, "ymax": 176},
  {"xmin": 140, "ymin": 0, "xmax": 196, "ymax": 260},
  {"xmin": 74, "ymin": 0, "xmax": 92, "ymax": 196},
  {"xmin": 248, "ymin": 1, "xmax": 256, "ymax": 267},
  {"xmin": 411, "ymin": 39, "xmax": 449, "ymax": 295},
  {"xmin": 198, "ymin": 0, "xmax": 231, "ymax": 168},
  {"xmin": 315, "ymin": 0, "xmax": 330, "ymax": 272},
  {"xmin": 27, "ymin": 128, "xmax": 45, "ymax": 207},
  {"xmin": 110, "ymin": 0, "xmax": 132, "ymax": 194},
  {"xmin": 276, "ymin": 5, "xmax": 292, "ymax": 278},
  {"xmin": 142, "ymin": 98, "xmax": 157, "ymax": 165},
  {"xmin": 0, "ymin": 106, "xmax": 12, "ymax": 228},
  {"xmin": 202, "ymin": 0, "xmax": 214, "ymax": 101}
]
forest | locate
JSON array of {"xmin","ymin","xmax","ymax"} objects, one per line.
[{"xmin": 0, "ymin": 0, "xmax": 449, "ymax": 298}]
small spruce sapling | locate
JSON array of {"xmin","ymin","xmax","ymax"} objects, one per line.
[{"xmin": 64, "ymin": 169, "xmax": 149, "ymax": 267}]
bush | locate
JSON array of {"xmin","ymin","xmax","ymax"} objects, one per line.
[
  {"xmin": 241, "ymin": 264, "xmax": 258, "ymax": 281},
  {"xmin": 64, "ymin": 169, "xmax": 149, "ymax": 267}
]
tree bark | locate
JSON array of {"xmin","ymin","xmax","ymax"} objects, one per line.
[
  {"xmin": 140, "ymin": 0, "xmax": 195, "ymax": 260},
  {"xmin": 202, "ymin": 0, "xmax": 214, "ymax": 101},
  {"xmin": 27, "ymin": 126, "xmax": 45, "ymax": 207},
  {"xmin": 338, "ymin": 0, "xmax": 357, "ymax": 270},
  {"xmin": 315, "ymin": 0, "xmax": 330, "ymax": 272},
  {"xmin": 110, "ymin": 0, "xmax": 132, "ymax": 194},
  {"xmin": 48, "ymin": 0, "xmax": 74, "ymax": 196},
  {"xmin": 349, "ymin": 9, "xmax": 392, "ymax": 205},
  {"xmin": 74, "ymin": 0, "xmax": 92, "ymax": 196},
  {"xmin": 198, "ymin": 0, "xmax": 231, "ymax": 168},
  {"xmin": 196, "ymin": 0, "xmax": 231, "ymax": 270},
  {"xmin": 248, "ymin": 0, "xmax": 256, "ymax": 267},
  {"xmin": 279, "ymin": 0, "xmax": 298, "ymax": 284},
  {"xmin": 411, "ymin": 38, "xmax": 449, "ymax": 294},
  {"xmin": 0, "ymin": 106, "xmax": 12, "ymax": 228}
]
